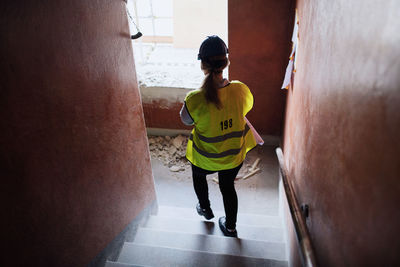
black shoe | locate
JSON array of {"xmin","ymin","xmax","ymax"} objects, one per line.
[
  {"xmin": 219, "ymin": 216, "xmax": 237, "ymax": 237},
  {"xmin": 196, "ymin": 203, "xmax": 214, "ymax": 220}
]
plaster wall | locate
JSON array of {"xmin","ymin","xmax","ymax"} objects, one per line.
[
  {"xmin": 283, "ymin": 0, "xmax": 400, "ymax": 265},
  {"xmin": 0, "ymin": 1, "xmax": 156, "ymax": 266}
]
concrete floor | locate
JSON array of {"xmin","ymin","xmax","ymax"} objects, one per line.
[{"xmin": 151, "ymin": 145, "xmax": 281, "ymax": 216}]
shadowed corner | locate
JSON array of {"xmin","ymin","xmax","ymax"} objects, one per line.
[
  {"xmin": 234, "ymin": 238, "xmax": 243, "ymax": 256},
  {"xmin": 201, "ymin": 220, "xmax": 216, "ymax": 235}
]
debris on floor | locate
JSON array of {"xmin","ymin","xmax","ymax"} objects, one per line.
[
  {"xmin": 211, "ymin": 158, "xmax": 262, "ymax": 184},
  {"xmin": 243, "ymin": 168, "xmax": 261, "ymax": 180},
  {"xmin": 149, "ymin": 135, "xmax": 263, "ymax": 181},
  {"xmin": 148, "ymin": 135, "xmax": 189, "ymax": 172},
  {"xmin": 169, "ymin": 165, "xmax": 182, "ymax": 172},
  {"xmin": 249, "ymin": 158, "xmax": 261, "ymax": 172}
]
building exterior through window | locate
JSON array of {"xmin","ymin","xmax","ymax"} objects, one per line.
[{"xmin": 126, "ymin": 0, "xmax": 227, "ymax": 89}]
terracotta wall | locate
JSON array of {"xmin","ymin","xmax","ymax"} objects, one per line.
[
  {"xmin": 143, "ymin": 102, "xmax": 182, "ymax": 129},
  {"xmin": 0, "ymin": 1, "xmax": 155, "ymax": 266},
  {"xmin": 140, "ymin": 86, "xmax": 192, "ymax": 131},
  {"xmin": 283, "ymin": 0, "xmax": 400, "ymax": 266},
  {"xmin": 229, "ymin": 0, "xmax": 295, "ymax": 135},
  {"xmin": 142, "ymin": 99, "xmax": 191, "ymax": 130}
]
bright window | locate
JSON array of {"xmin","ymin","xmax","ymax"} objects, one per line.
[{"xmin": 126, "ymin": 0, "xmax": 228, "ymax": 89}]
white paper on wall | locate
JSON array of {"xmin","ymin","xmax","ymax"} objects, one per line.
[
  {"xmin": 281, "ymin": 9, "xmax": 299, "ymax": 90},
  {"xmin": 281, "ymin": 59, "xmax": 294, "ymax": 89}
]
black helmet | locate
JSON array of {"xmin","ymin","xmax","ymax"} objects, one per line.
[{"xmin": 198, "ymin": 35, "xmax": 229, "ymax": 60}]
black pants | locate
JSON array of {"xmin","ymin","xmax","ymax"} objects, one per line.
[{"xmin": 191, "ymin": 163, "xmax": 243, "ymax": 229}]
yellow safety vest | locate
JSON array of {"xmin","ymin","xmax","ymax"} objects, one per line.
[{"xmin": 185, "ymin": 80, "xmax": 257, "ymax": 171}]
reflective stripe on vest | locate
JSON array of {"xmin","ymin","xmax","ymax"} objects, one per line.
[{"xmin": 189, "ymin": 124, "xmax": 250, "ymax": 158}]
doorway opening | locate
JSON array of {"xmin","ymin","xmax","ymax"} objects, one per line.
[{"xmin": 125, "ymin": 1, "xmax": 281, "ymax": 219}]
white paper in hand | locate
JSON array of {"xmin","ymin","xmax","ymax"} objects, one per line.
[{"xmin": 245, "ymin": 117, "xmax": 264, "ymax": 145}]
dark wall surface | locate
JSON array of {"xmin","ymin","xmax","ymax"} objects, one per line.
[
  {"xmin": 228, "ymin": 0, "xmax": 295, "ymax": 135},
  {"xmin": 283, "ymin": 0, "xmax": 400, "ymax": 266},
  {"xmin": 0, "ymin": 1, "xmax": 156, "ymax": 266}
]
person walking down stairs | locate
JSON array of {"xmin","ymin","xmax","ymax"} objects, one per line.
[{"xmin": 180, "ymin": 35, "xmax": 258, "ymax": 237}]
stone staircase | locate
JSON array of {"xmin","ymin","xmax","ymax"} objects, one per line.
[{"xmin": 105, "ymin": 205, "xmax": 288, "ymax": 267}]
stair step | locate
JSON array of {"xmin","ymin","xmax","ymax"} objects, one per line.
[
  {"xmin": 105, "ymin": 261, "xmax": 148, "ymax": 267},
  {"xmin": 133, "ymin": 228, "xmax": 286, "ymax": 260},
  {"xmin": 118, "ymin": 243, "xmax": 288, "ymax": 267},
  {"xmin": 143, "ymin": 216, "xmax": 283, "ymax": 243},
  {"xmin": 158, "ymin": 205, "xmax": 283, "ymax": 228}
]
